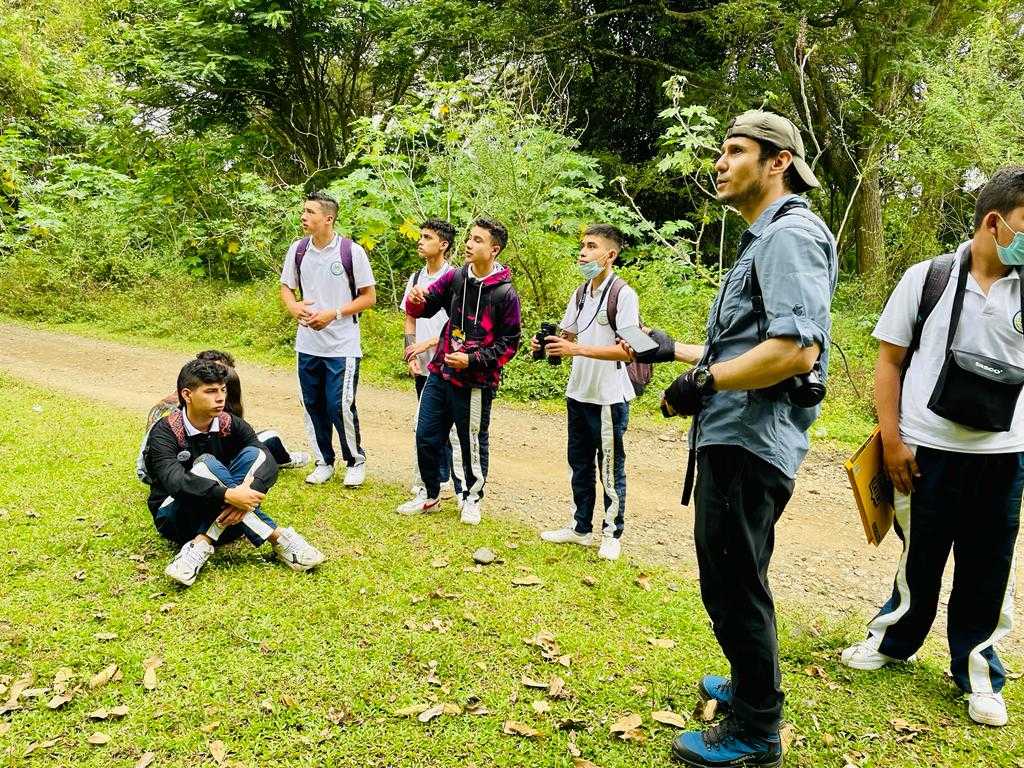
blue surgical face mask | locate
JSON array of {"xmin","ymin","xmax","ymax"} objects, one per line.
[
  {"xmin": 578, "ymin": 260, "xmax": 604, "ymax": 281},
  {"xmin": 994, "ymin": 214, "xmax": 1024, "ymax": 266}
]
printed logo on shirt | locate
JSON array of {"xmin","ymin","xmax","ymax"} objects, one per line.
[
  {"xmin": 1013, "ymin": 310, "xmax": 1024, "ymax": 335},
  {"xmin": 330, "ymin": 261, "xmax": 344, "ymax": 276},
  {"xmin": 596, "ymin": 310, "xmax": 609, "ymax": 326}
]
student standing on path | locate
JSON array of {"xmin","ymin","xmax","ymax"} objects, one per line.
[
  {"xmin": 398, "ymin": 219, "xmax": 522, "ymax": 525},
  {"xmin": 660, "ymin": 111, "xmax": 837, "ymax": 767},
  {"xmin": 280, "ymin": 191, "xmax": 377, "ymax": 487},
  {"xmin": 842, "ymin": 167, "xmax": 1024, "ymax": 728},
  {"xmin": 400, "ymin": 219, "xmax": 464, "ymax": 501},
  {"xmin": 534, "ymin": 224, "xmax": 638, "ymax": 561}
]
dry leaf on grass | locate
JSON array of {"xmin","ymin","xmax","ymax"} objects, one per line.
[
  {"xmin": 89, "ymin": 664, "xmax": 118, "ymax": 690},
  {"xmin": 135, "ymin": 752, "xmax": 156, "ymax": 768},
  {"xmin": 695, "ymin": 698, "xmax": 718, "ymax": 722},
  {"xmin": 200, "ymin": 721, "xmax": 220, "ymax": 734},
  {"xmin": 567, "ymin": 732, "xmax": 581, "ymax": 757},
  {"xmin": 652, "ymin": 710, "xmax": 688, "ymax": 728},
  {"xmin": 573, "ymin": 760, "xmax": 602, "ymax": 768},
  {"xmin": 635, "ymin": 574, "xmax": 652, "ymax": 591},
  {"xmin": 418, "ymin": 703, "xmax": 445, "ymax": 723},
  {"xmin": 94, "ymin": 632, "xmax": 118, "ymax": 642},
  {"xmin": 502, "ymin": 720, "xmax": 541, "ymax": 738},
  {"xmin": 0, "ymin": 722, "xmax": 9, "ymax": 737},
  {"xmin": 581, "ymin": 575, "xmax": 597, "ymax": 587},
  {"xmin": 142, "ymin": 656, "xmax": 163, "ymax": 691},
  {"xmin": 109, "ymin": 704, "xmax": 129, "ymax": 718},
  {"xmin": 548, "ymin": 676, "xmax": 568, "ymax": 699},
  {"xmin": 521, "ymin": 676, "xmax": 549, "ymax": 689},
  {"xmin": 647, "ymin": 637, "xmax": 676, "ymax": 649},
  {"xmin": 557, "ymin": 654, "xmax": 572, "ymax": 668},
  {"xmin": 512, "ymin": 575, "xmax": 543, "ymax": 587},
  {"xmin": 430, "ymin": 557, "xmax": 449, "ymax": 569},
  {"xmin": 610, "ymin": 712, "xmax": 647, "ymax": 742},
  {"xmin": 20, "ymin": 687, "xmax": 49, "ymax": 699},
  {"xmin": 87, "ymin": 732, "xmax": 111, "ymax": 746},
  {"xmin": 394, "ymin": 703, "xmax": 431, "ymax": 717},
  {"xmin": 159, "ymin": 602, "xmax": 176, "ymax": 613},
  {"xmin": 23, "ymin": 738, "xmax": 59, "ymax": 757},
  {"xmin": 532, "ymin": 699, "xmax": 552, "ymax": 714},
  {"xmin": 259, "ymin": 699, "xmax": 274, "ymax": 714},
  {"xmin": 780, "ymin": 723, "xmax": 797, "ymax": 753},
  {"xmin": 209, "ymin": 740, "xmax": 227, "ymax": 764},
  {"xmin": 47, "ymin": 693, "xmax": 72, "ymax": 710}
]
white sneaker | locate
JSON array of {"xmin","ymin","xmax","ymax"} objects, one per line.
[
  {"xmin": 598, "ymin": 535, "xmax": 622, "ymax": 560},
  {"xmin": 540, "ymin": 526, "xmax": 593, "ymax": 546},
  {"xmin": 272, "ymin": 527, "xmax": 326, "ymax": 571},
  {"xmin": 968, "ymin": 692, "xmax": 1008, "ymax": 726},
  {"xmin": 840, "ymin": 640, "xmax": 910, "ymax": 670},
  {"xmin": 165, "ymin": 539, "xmax": 214, "ymax": 587},
  {"xmin": 279, "ymin": 451, "xmax": 311, "ymax": 469},
  {"xmin": 397, "ymin": 489, "xmax": 440, "ymax": 516},
  {"xmin": 343, "ymin": 462, "xmax": 366, "ymax": 487},
  {"xmin": 460, "ymin": 498, "xmax": 481, "ymax": 525},
  {"xmin": 305, "ymin": 463, "xmax": 335, "ymax": 485}
]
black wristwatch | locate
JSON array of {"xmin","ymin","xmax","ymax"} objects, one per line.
[{"xmin": 693, "ymin": 364, "xmax": 716, "ymax": 394}]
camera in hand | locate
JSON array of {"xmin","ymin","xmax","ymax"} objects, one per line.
[{"xmin": 532, "ymin": 322, "xmax": 562, "ymax": 365}]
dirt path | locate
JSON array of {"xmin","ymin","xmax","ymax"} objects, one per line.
[{"xmin": 2, "ymin": 322, "xmax": 1021, "ymax": 657}]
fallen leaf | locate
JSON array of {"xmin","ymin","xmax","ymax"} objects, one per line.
[
  {"xmin": 418, "ymin": 703, "xmax": 444, "ymax": 723},
  {"xmin": 647, "ymin": 637, "xmax": 676, "ymax": 649},
  {"xmin": 109, "ymin": 704, "xmax": 129, "ymax": 718},
  {"xmin": 582, "ymin": 575, "xmax": 597, "ymax": 587},
  {"xmin": 548, "ymin": 676, "xmax": 568, "ymax": 699},
  {"xmin": 327, "ymin": 707, "xmax": 354, "ymax": 725},
  {"xmin": 635, "ymin": 574, "xmax": 652, "ymax": 591},
  {"xmin": 89, "ymin": 664, "xmax": 118, "ymax": 690},
  {"xmin": 20, "ymin": 687, "xmax": 49, "ymax": 699},
  {"xmin": 259, "ymin": 699, "xmax": 274, "ymax": 714},
  {"xmin": 23, "ymin": 738, "xmax": 59, "ymax": 757},
  {"xmin": 610, "ymin": 713, "xmax": 643, "ymax": 735},
  {"xmin": 502, "ymin": 720, "xmax": 541, "ymax": 738},
  {"xmin": 73, "ymin": 570, "xmax": 86, "ymax": 582},
  {"xmin": 652, "ymin": 710, "xmax": 688, "ymax": 728},
  {"xmin": 52, "ymin": 667, "xmax": 75, "ymax": 689},
  {"xmin": 442, "ymin": 702, "xmax": 462, "ymax": 715},
  {"xmin": 159, "ymin": 603, "xmax": 176, "ymax": 613},
  {"xmin": 463, "ymin": 612, "xmax": 480, "ymax": 626},
  {"xmin": 280, "ymin": 693, "xmax": 297, "ymax": 708},
  {"xmin": 394, "ymin": 703, "xmax": 431, "ymax": 717},
  {"xmin": 521, "ymin": 676, "xmax": 549, "ymax": 689},
  {"xmin": 143, "ymin": 667, "xmax": 158, "ymax": 690},
  {"xmin": 429, "ymin": 588, "xmax": 460, "ymax": 600},
  {"xmin": 559, "ymin": 717, "xmax": 588, "ymax": 731},
  {"xmin": 567, "ymin": 732, "xmax": 582, "ymax": 757},
  {"xmin": 822, "ymin": 732, "xmax": 836, "ymax": 747},
  {"xmin": 557, "ymin": 654, "xmax": 572, "ymax": 668},
  {"xmin": 465, "ymin": 699, "xmax": 489, "ymax": 716},
  {"xmin": 803, "ymin": 665, "xmax": 828, "ymax": 680},
  {"xmin": 87, "ymin": 732, "xmax": 111, "ymax": 745},
  {"xmin": 87, "ymin": 709, "xmax": 110, "ymax": 720},
  {"xmin": 512, "ymin": 575, "xmax": 543, "ymax": 587},
  {"xmin": 573, "ymin": 760, "xmax": 602, "ymax": 768},
  {"xmin": 95, "ymin": 632, "xmax": 118, "ymax": 642},
  {"xmin": 696, "ymin": 698, "xmax": 718, "ymax": 722},
  {"xmin": 200, "ymin": 721, "xmax": 220, "ymax": 734},
  {"xmin": 780, "ymin": 723, "xmax": 796, "ymax": 752},
  {"xmin": 209, "ymin": 739, "xmax": 227, "ymax": 764},
  {"xmin": 135, "ymin": 752, "xmax": 156, "ymax": 768},
  {"xmin": 47, "ymin": 693, "xmax": 72, "ymax": 710},
  {"xmin": 532, "ymin": 699, "xmax": 552, "ymax": 714},
  {"xmin": 430, "ymin": 557, "xmax": 449, "ymax": 569}
]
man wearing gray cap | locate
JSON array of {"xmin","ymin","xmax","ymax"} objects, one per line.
[{"xmin": 660, "ymin": 110, "xmax": 837, "ymax": 767}]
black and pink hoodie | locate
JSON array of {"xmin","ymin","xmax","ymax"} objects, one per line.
[{"xmin": 405, "ymin": 262, "xmax": 522, "ymax": 390}]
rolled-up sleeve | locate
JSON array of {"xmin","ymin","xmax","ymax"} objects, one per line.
[{"xmin": 755, "ymin": 227, "xmax": 833, "ymax": 350}]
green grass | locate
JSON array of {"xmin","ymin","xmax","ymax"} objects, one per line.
[{"xmin": 0, "ymin": 375, "xmax": 1021, "ymax": 767}]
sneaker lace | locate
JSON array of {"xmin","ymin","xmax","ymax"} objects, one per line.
[
  {"xmin": 181, "ymin": 543, "xmax": 209, "ymax": 569},
  {"xmin": 703, "ymin": 717, "xmax": 742, "ymax": 750}
]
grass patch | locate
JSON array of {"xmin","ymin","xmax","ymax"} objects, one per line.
[{"xmin": 0, "ymin": 375, "xmax": 1020, "ymax": 766}]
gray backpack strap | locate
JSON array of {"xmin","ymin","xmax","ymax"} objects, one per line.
[
  {"xmin": 900, "ymin": 253, "xmax": 956, "ymax": 380},
  {"xmin": 293, "ymin": 237, "xmax": 311, "ymax": 296}
]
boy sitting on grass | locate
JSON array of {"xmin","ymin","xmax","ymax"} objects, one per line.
[{"xmin": 142, "ymin": 359, "xmax": 325, "ymax": 586}]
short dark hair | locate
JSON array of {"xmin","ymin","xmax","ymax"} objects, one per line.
[
  {"xmin": 584, "ymin": 224, "xmax": 626, "ymax": 253},
  {"xmin": 421, "ymin": 218, "xmax": 456, "ymax": 254},
  {"xmin": 473, "ymin": 218, "xmax": 508, "ymax": 252},
  {"xmin": 974, "ymin": 166, "xmax": 1024, "ymax": 230},
  {"xmin": 176, "ymin": 359, "xmax": 227, "ymax": 408},
  {"xmin": 195, "ymin": 349, "xmax": 236, "ymax": 368},
  {"xmin": 306, "ymin": 190, "xmax": 339, "ymax": 221},
  {"xmin": 755, "ymin": 139, "xmax": 807, "ymax": 194}
]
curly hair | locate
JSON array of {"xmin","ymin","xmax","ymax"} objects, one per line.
[{"xmin": 176, "ymin": 359, "xmax": 227, "ymax": 408}]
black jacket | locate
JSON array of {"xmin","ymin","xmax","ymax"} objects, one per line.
[{"xmin": 143, "ymin": 412, "xmax": 278, "ymax": 516}]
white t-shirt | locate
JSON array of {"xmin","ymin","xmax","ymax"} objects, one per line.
[
  {"xmin": 280, "ymin": 234, "xmax": 376, "ymax": 358},
  {"xmin": 873, "ymin": 241, "xmax": 1024, "ymax": 453},
  {"xmin": 559, "ymin": 272, "xmax": 639, "ymax": 405},
  {"xmin": 400, "ymin": 262, "xmax": 453, "ymax": 373}
]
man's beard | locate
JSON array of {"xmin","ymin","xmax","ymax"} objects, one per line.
[{"xmin": 719, "ymin": 176, "xmax": 765, "ymax": 209}]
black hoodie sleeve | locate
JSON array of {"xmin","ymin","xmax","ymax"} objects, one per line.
[{"xmin": 145, "ymin": 421, "xmax": 227, "ymax": 503}]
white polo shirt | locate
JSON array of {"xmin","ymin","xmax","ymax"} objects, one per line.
[
  {"xmin": 280, "ymin": 234, "xmax": 376, "ymax": 358},
  {"xmin": 400, "ymin": 263, "xmax": 454, "ymax": 374},
  {"xmin": 874, "ymin": 240, "xmax": 1024, "ymax": 453},
  {"xmin": 559, "ymin": 272, "xmax": 638, "ymax": 406}
]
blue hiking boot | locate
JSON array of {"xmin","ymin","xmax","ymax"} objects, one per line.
[
  {"xmin": 698, "ymin": 675, "xmax": 733, "ymax": 709},
  {"xmin": 671, "ymin": 717, "xmax": 783, "ymax": 767}
]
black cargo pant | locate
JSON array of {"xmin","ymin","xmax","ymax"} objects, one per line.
[{"xmin": 694, "ymin": 445, "xmax": 795, "ymax": 736}]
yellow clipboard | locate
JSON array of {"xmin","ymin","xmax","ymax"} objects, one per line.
[{"xmin": 844, "ymin": 427, "xmax": 894, "ymax": 546}]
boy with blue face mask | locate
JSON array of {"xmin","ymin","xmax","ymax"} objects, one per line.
[
  {"xmin": 533, "ymin": 224, "xmax": 639, "ymax": 560},
  {"xmin": 844, "ymin": 165, "xmax": 1024, "ymax": 728}
]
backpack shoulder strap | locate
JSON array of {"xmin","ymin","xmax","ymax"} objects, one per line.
[
  {"xmin": 605, "ymin": 277, "xmax": 625, "ymax": 332},
  {"xmin": 166, "ymin": 410, "xmax": 187, "ymax": 450},
  {"xmin": 293, "ymin": 237, "xmax": 311, "ymax": 294},
  {"xmin": 218, "ymin": 412, "xmax": 232, "ymax": 435},
  {"xmin": 901, "ymin": 253, "xmax": 956, "ymax": 378},
  {"xmin": 340, "ymin": 237, "xmax": 359, "ymax": 324}
]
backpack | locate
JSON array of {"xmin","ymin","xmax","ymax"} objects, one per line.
[
  {"xmin": 899, "ymin": 253, "xmax": 956, "ymax": 380},
  {"xmin": 294, "ymin": 236, "xmax": 359, "ymax": 324},
  {"xmin": 572, "ymin": 277, "xmax": 653, "ymax": 396},
  {"xmin": 136, "ymin": 409, "xmax": 233, "ymax": 485}
]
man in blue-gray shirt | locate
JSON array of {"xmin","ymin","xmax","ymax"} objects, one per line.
[{"xmin": 662, "ymin": 111, "xmax": 837, "ymax": 767}]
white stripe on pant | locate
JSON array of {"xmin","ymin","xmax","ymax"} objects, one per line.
[
  {"xmin": 968, "ymin": 552, "xmax": 1017, "ymax": 693},
  {"xmin": 340, "ymin": 356, "xmax": 364, "ymax": 466},
  {"xmin": 466, "ymin": 388, "xmax": 485, "ymax": 503},
  {"xmin": 599, "ymin": 404, "xmax": 620, "ymax": 535},
  {"xmin": 865, "ymin": 489, "xmax": 913, "ymax": 648}
]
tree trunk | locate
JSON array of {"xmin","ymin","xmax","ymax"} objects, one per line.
[{"xmin": 855, "ymin": 163, "xmax": 884, "ymax": 274}]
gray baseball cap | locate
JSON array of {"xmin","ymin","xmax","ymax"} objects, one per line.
[{"xmin": 725, "ymin": 110, "xmax": 820, "ymax": 190}]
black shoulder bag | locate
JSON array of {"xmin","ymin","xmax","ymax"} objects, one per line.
[{"xmin": 926, "ymin": 249, "xmax": 1024, "ymax": 432}]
